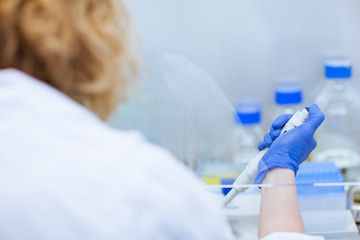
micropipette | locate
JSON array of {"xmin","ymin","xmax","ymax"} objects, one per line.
[{"xmin": 223, "ymin": 108, "xmax": 309, "ymax": 207}]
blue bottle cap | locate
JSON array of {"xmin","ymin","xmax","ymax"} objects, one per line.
[
  {"xmin": 325, "ymin": 59, "xmax": 352, "ymax": 79},
  {"xmin": 275, "ymin": 85, "xmax": 302, "ymax": 105},
  {"xmin": 234, "ymin": 105, "xmax": 261, "ymax": 125}
]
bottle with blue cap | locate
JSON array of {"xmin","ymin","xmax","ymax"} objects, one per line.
[
  {"xmin": 313, "ymin": 58, "xmax": 360, "ymax": 180},
  {"xmin": 273, "ymin": 83, "xmax": 303, "ymax": 120},
  {"xmin": 196, "ymin": 105, "xmax": 263, "ymax": 193},
  {"xmin": 233, "ymin": 104, "xmax": 263, "ymax": 165}
]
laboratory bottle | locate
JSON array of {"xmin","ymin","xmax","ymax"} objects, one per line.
[
  {"xmin": 197, "ymin": 105, "xmax": 262, "ymax": 190},
  {"xmin": 233, "ymin": 105, "xmax": 263, "ymax": 165},
  {"xmin": 273, "ymin": 84, "xmax": 303, "ymax": 117},
  {"xmin": 313, "ymin": 59, "xmax": 360, "ymax": 179}
]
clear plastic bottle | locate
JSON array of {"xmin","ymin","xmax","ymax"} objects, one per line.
[
  {"xmin": 273, "ymin": 84, "xmax": 303, "ymax": 117},
  {"xmin": 313, "ymin": 59, "xmax": 360, "ymax": 178},
  {"xmin": 233, "ymin": 105, "xmax": 263, "ymax": 166},
  {"xmin": 197, "ymin": 105, "xmax": 262, "ymax": 191}
]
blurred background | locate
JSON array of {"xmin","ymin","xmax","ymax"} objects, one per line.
[{"xmin": 111, "ymin": 0, "xmax": 360, "ymax": 168}]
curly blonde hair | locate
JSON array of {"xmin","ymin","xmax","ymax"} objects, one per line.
[{"xmin": 0, "ymin": 0, "xmax": 136, "ymax": 120}]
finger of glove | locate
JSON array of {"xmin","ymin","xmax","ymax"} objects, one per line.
[
  {"xmin": 263, "ymin": 133, "xmax": 273, "ymax": 148},
  {"xmin": 270, "ymin": 127, "xmax": 282, "ymax": 140},
  {"xmin": 258, "ymin": 133, "xmax": 273, "ymax": 150},
  {"xmin": 258, "ymin": 141, "xmax": 266, "ymax": 151},
  {"xmin": 271, "ymin": 114, "xmax": 294, "ymax": 129},
  {"xmin": 299, "ymin": 104, "xmax": 325, "ymax": 135}
]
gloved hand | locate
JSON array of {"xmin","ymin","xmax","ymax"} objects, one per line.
[{"xmin": 254, "ymin": 104, "xmax": 325, "ymax": 184}]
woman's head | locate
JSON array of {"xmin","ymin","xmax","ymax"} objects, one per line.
[{"xmin": 0, "ymin": 0, "xmax": 136, "ymax": 120}]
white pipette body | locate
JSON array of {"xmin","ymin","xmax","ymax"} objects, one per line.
[{"xmin": 223, "ymin": 108, "xmax": 309, "ymax": 207}]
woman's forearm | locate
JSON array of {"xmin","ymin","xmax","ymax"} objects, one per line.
[{"xmin": 258, "ymin": 167, "xmax": 304, "ymax": 239}]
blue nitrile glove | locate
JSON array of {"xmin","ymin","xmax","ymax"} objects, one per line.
[{"xmin": 254, "ymin": 104, "xmax": 325, "ymax": 184}]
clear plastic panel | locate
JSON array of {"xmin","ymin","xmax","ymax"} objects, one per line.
[
  {"xmin": 113, "ymin": 3, "xmax": 360, "ymax": 238},
  {"xmin": 114, "ymin": 51, "xmax": 360, "ymax": 238}
]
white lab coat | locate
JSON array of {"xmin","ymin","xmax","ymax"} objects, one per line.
[{"xmin": 0, "ymin": 69, "xmax": 324, "ymax": 240}]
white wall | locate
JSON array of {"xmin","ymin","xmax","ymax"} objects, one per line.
[{"xmin": 112, "ymin": 0, "xmax": 360, "ymax": 165}]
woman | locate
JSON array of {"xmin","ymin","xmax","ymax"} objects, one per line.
[{"xmin": 0, "ymin": 0, "xmax": 324, "ymax": 239}]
